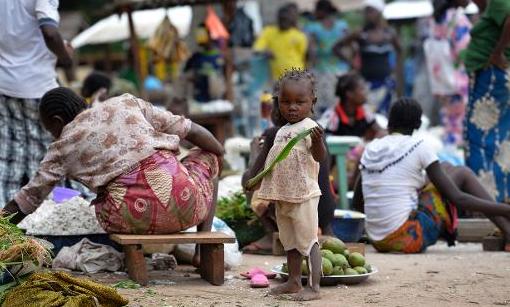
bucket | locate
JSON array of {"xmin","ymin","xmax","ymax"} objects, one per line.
[
  {"xmin": 52, "ymin": 187, "xmax": 80, "ymax": 203},
  {"xmin": 332, "ymin": 210, "xmax": 365, "ymax": 242}
]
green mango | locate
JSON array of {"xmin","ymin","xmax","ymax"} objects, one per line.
[
  {"xmin": 364, "ymin": 263, "xmax": 372, "ymax": 273},
  {"xmin": 282, "ymin": 263, "xmax": 288, "ymax": 273},
  {"xmin": 332, "ymin": 266, "xmax": 344, "ymax": 276},
  {"xmin": 353, "ymin": 266, "xmax": 368, "ymax": 275},
  {"xmin": 322, "ymin": 257, "xmax": 333, "ymax": 276},
  {"xmin": 344, "ymin": 268, "xmax": 359, "ymax": 275},
  {"xmin": 348, "ymin": 252, "xmax": 365, "ymax": 267},
  {"xmin": 321, "ymin": 237, "xmax": 347, "ymax": 254},
  {"xmin": 301, "ymin": 259, "xmax": 309, "ymax": 275},
  {"xmin": 330, "ymin": 254, "xmax": 349, "ymax": 268}
]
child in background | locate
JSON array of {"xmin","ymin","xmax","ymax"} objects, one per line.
[
  {"xmin": 184, "ymin": 24, "xmax": 225, "ymax": 102},
  {"xmin": 320, "ymin": 72, "xmax": 383, "ymax": 189},
  {"xmin": 81, "ymin": 71, "xmax": 112, "ymax": 105},
  {"xmin": 259, "ymin": 91, "xmax": 273, "ymax": 131},
  {"xmin": 321, "ymin": 73, "xmax": 380, "ymax": 138},
  {"xmin": 248, "ymin": 69, "xmax": 325, "ymax": 300}
]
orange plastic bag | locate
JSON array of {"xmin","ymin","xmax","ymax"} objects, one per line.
[{"xmin": 205, "ymin": 6, "xmax": 229, "ymax": 40}]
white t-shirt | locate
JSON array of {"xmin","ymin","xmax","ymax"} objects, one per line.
[
  {"xmin": 0, "ymin": 0, "xmax": 60, "ymax": 99},
  {"xmin": 360, "ymin": 134, "xmax": 438, "ymax": 241}
]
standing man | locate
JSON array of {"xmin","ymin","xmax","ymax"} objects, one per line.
[
  {"xmin": 253, "ymin": 4, "xmax": 308, "ymax": 81},
  {"xmin": 0, "ymin": 0, "xmax": 73, "ymax": 206}
]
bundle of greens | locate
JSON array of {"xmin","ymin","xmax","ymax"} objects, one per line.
[{"xmin": 0, "ymin": 214, "xmax": 51, "ymax": 273}]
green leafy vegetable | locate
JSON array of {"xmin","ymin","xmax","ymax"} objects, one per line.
[
  {"xmin": 216, "ymin": 192, "xmax": 254, "ymax": 222},
  {"xmin": 246, "ymin": 128, "xmax": 314, "ymax": 189},
  {"xmin": 112, "ymin": 279, "xmax": 141, "ymax": 289}
]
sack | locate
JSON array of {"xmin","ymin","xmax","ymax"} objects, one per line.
[
  {"xmin": 174, "ymin": 217, "xmax": 242, "ymax": 269},
  {"xmin": 423, "ymin": 38, "xmax": 457, "ymax": 95}
]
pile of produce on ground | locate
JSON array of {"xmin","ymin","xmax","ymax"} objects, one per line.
[
  {"xmin": 18, "ymin": 196, "xmax": 105, "ymax": 235},
  {"xmin": 282, "ymin": 237, "xmax": 373, "ymax": 276},
  {"xmin": 0, "ymin": 214, "xmax": 52, "ymax": 278},
  {"xmin": 216, "ymin": 191, "xmax": 265, "ymax": 247}
]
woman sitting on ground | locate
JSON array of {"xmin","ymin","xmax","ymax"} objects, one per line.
[
  {"xmin": 3, "ymin": 88, "xmax": 224, "ymax": 261},
  {"xmin": 353, "ymin": 98, "xmax": 510, "ymax": 253}
]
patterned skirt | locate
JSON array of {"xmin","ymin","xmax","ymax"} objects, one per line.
[
  {"xmin": 465, "ymin": 66, "xmax": 510, "ymax": 202},
  {"xmin": 92, "ymin": 149, "xmax": 219, "ymax": 234},
  {"xmin": 372, "ymin": 184, "xmax": 458, "ymax": 253}
]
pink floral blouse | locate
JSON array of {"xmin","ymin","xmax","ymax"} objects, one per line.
[{"xmin": 15, "ymin": 94, "xmax": 191, "ymax": 214}]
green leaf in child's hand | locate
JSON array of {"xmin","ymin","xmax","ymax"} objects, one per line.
[{"xmin": 246, "ymin": 128, "xmax": 313, "ymax": 189}]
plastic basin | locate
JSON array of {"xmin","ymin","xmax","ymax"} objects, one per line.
[
  {"xmin": 332, "ymin": 209, "xmax": 365, "ymax": 242},
  {"xmin": 52, "ymin": 187, "xmax": 81, "ymax": 203}
]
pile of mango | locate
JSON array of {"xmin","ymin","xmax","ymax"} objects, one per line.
[{"xmin": 282, "ymin": 237, "xmax": 373, "ymax": 276}]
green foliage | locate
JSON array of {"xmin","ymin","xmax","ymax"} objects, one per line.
[
  {"xmin": 216, "ymin": 192, "xmax": 255, "ymax": 222},
  {"xmin": 112, "ymin": 279, "xmax": 141, "ymax": 289}
]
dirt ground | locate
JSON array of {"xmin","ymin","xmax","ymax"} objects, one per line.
[{"xmin": 89, "ymin": 242, "xmax": 510, "ymax": 307}]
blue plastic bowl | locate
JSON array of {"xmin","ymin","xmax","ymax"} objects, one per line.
[
  {"xmin": 52, "ymin": 187, "xmax": 81, "ymax": 203},
  {"xmin": 332, "ymin": 211, "xmax": 365, "ymax": 242}
]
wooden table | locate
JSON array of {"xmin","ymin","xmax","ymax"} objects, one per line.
[
  {"xmin": 110, "ymin": 232, "xmax": 235, "ymax": 286},
  {"xmin": 189, "ymin": 111, "xmax": 233, "ymax": 144}
]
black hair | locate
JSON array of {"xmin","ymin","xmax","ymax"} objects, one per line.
[
  {"xmin": 335, "ymin": 72, "xmax": 363, "ymax": 103},
  {"xmin": 271, "ymin": 68, "xmax": 317, "ymax": 125},
  {"xmin": 433, "ymin": 0, "xmax": 453, "ymax": 22},
  {"xmin": 40, "ymin": 87, "xmax": 87, "ymax": 125},
  {"xmin": 316, "ymin": 0, "xmax": 338, "ymax": 15},
  {"xmin": 387, "ymin": 97, "xmax": 422, "ymax": 133},
  {"xmin": 81, "ymin": 71, "xmax": 111, "ymax": 98}
]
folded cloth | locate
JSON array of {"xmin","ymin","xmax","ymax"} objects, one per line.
[
  {"xmin": 52, "ymin": 238, "xmax": 123, "ymax": 274},
  {"xmin": 1, "ymin": 271, "xmax": 128, "ymax": 307}
]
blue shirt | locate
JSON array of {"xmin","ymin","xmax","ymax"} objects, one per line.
[{"xmin": 304, "ymin": 19, "xmax": 349, "ymax": 74}]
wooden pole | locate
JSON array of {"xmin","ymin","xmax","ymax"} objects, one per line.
[
  {"xmin": 222, "ymin": 1, "xmax": 236, "ymax": 102},
  {"xmin": 125, "ymin": 6, "xmax": 145, "ymax": 97}
]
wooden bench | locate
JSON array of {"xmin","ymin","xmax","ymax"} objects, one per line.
[{"xmin": 110, "ymin": 232, "xmax": 236, "ymax": 286}]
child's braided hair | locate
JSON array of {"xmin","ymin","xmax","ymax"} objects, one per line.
[
  {"xmin": 40, "ymin": 87, "xmax": 87, "ymax": 125},
  {"xmin": 271, "ymin": 68, "xmax": 317, "ymax": 126}
]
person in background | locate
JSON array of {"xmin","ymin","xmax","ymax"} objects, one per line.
[
  {"xmin": 184, "ymin": 24, "xmax": 225, "ymax": 103},
  {"xmin": 0, "ymin": 0, "xmax": 73, "ymax": 207},
  {"xmin": 464, "ymin": 0, "xmax": 510, "ymax": 203},
  {"xmin": 81, "ymin": 71, "xmax": 112, "ymax": 105},
  {"xmin": 334, "ymin": 0, "xmax": 401, "ymax": 115},
  {"xmin": 253, "ymin": 5, "xmax": 308, "ymax": 81},
  {"xmin": 429, "ymin": 0, "xmax": 472, "ymax": 146},
  {"xmin": 304, "ymin": 0, "xmax": 350, "ymax": 115},
  {"xmin": 354, "ymin": 98, "xmax": 510, "ymax": 253},
  {"xmin": 320, "ymin": 72, "xmax": 384, "ymax": 189}
]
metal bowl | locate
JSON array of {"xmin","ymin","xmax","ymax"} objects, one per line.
[{"xmin": 271, "ymin": 264, "xmax": 378, "ymax": 286}]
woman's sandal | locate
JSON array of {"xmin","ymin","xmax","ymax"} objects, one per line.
[
  {"xmin": 250, "ymin": 274, "xmax": 270, "ymax": 288},
  {"xmin": 240, "ymin": 267, "xmax": 276, "ymax": 279}
]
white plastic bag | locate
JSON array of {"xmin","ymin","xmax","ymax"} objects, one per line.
[
  {"xmin": 174, "ymin": 217, "xmax": 242, "ymax": 269},
  {"xmin": 424, "ymin": 38, "xmax": 457, "ymax": 95}
]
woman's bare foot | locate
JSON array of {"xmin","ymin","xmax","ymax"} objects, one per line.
[
  {"xmin": 270, "ymin": 279, "xmax": 302, "ymax": 295},
  {"xmin": 242, "ymin": 234, "xmax": 273, "ymax": 254},
  {"xmin": 192, "ymin": 252, "xmax": 200, "ymax": 268},
  {"xmin": 292, "ymin": 288, "xmax": 320, "ymax": 301}
]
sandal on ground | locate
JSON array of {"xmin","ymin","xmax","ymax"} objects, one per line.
[
  {"xmin": 250, "ymin": 274, "xmax": 269, "ymax": 288},
  {"xmin": 240, "ymin": 267, "xmax": 276, "ymax": 279},
  {"xmin": 241, "ymin": 242, "xmax": 272, "ymax": 255}
]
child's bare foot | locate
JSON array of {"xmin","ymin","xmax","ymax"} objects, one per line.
[
  {"xmin": 270, "ymin": 280, "xmax": 302, "ymax": 295},
  {"xmin": 292, "ymin": 288, "xmax": 320, "ymax": 301}
]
